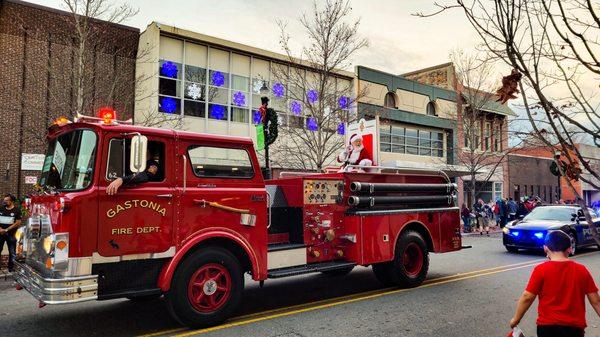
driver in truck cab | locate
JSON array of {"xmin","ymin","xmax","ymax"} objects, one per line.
[{"xmin": 106, "ymin": 159, "xmax": 160, "ymax": 195}]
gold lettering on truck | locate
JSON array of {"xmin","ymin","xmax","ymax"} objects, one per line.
[{"xmin": 106, "ymin": 199, "xmax": 167, "ymax": 218}]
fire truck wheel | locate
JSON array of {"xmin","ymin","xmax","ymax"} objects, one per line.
[
  {"xmin": 166, "ymin": 247, "xmax": 243, "ymax": 328},
  {"xmin": 321, "ymin": 266, "xmax": 354, "ymax": 277},
  {"xmin": 372, "ymin": 230, "xmax": 429, "ymax": 288}
]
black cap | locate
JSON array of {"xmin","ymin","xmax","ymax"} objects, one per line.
[{"xmin": 544, "ymin": 230, "xmax": 571, "ymax": 252}]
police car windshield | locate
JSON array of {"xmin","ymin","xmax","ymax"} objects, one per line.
[
  {"xmin": 39, "ymin": 129, "xmax": 98, "ymax": 191},
  {"xmin": 523, "ymin": 207, "xmax": 576, "ymax": 222}
]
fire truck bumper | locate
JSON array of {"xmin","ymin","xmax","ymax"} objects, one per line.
[{"xmin": 13, "ymin": 261, "xmax": 99, "ymax": 304}]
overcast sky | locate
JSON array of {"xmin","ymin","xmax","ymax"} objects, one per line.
[{"xmin": 27, "ymin": 0, "xmax": 484, "ymax": 74}]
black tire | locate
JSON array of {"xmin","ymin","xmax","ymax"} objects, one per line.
[
  {"xmin": 166, "ymin": 247, "xmax": 244, "ymax": 328},
  {"xmin": 321, "ymin": 266, "xmax": 354, "ymax": 277},
  {"xmin": 505, "ymin": 246, "xmax": 519, "ymax": 253},
  {"xmin": 372, "ymin": 230, "xmax": 429, "ymax": 288}
]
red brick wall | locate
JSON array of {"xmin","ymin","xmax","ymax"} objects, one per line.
[{"xmin": 0, "ymin": 0, "xmax": 139, "ymax": 196}]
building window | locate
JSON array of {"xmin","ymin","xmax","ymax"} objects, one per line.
[
  {"xmin": 158, "ymin": 59, "xmax": 183, "ymax": 114},
  {"xmin": 484, "ymin": 122, "xmax": 491, "ymax": 151},
  {"xmin": 380, "ymin": 124, "xmax": 444, "ymax": 158},
  {"xmin": 494, "ymin": 182, "xmax": 503, "ymax": 200},
  {"xmin": 187, "ymin": 146, "xmax": 254, "ymax": 178},
  {"xmin": 464, "ymin": 120, "xmax": 481, "ymax": 150},
  {"xmin": 493, "ymin": 123, "xmax": 502, "ymax": 152},
  {"xmin": 384, "ymin": 92, "xmax": 396, "ymax": 108},
  {"xmin": 426, "ymin": 101, "xmax": 436, "ymax": 116}
]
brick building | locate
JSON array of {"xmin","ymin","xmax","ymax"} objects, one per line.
[
  {"xmin": 507, "ymin": 147, "xmax": 560, "ymax": 203},
  {"xmin": 404, "ymin": 63, "xmax": 515, "ymax": 206},
  {"xmin": 0, "ymin": 0, "xmax": 138, "ymax": 196}
]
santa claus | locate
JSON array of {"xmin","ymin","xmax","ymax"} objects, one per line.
[{"xmin": 337, "ymin": 134, "xmax": 373, "ymax": 172}]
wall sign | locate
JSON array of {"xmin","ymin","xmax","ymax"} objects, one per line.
[
  {"xmin": 24, "ymin": 176, "xmax": 37, "ymax": 184},
  {"xmin": 21, "ymin": 154, "xmax": 45, "ymax": 171}
]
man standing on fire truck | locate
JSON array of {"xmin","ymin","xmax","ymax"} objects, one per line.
[{"xmin": 0, "ymin": 194, "xmax": 21, "ymax": 272}]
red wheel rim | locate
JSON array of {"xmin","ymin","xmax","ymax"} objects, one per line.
[
  {"xmin": 187, "ymin": 263, "xmax": 232, "ymax": 313},
  {"xmin": 403, "ymin": 242, "xmax": 424, "ymax": 277}
]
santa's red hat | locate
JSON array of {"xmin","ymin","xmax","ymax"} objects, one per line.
[{"xmin": 349, "ymin": 133, "xmax": 362, "ymax": 144}]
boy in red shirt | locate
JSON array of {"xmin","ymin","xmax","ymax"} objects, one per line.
[{"xmin": 510, "ymin": 230, "xmax": 600, "ymax": 336}]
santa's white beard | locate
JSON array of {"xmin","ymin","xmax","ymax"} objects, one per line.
[{"xmin": 348, "ymin": 145, "xmax": 364, "ymax": 164}]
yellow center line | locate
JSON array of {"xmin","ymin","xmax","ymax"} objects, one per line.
[{"xmin": 141, "ymin": 251, "xmax": 597, "ymax": 337}]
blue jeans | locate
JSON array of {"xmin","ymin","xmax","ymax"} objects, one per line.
[
  {"xmin": 462, "ymin": 216, "xmax": 471, "ymax": 231},
  {"xmin": 0, "ymin": 234, "xmax": 16, "ymax": 270}
]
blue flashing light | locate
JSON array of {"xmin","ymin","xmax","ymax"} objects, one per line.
[
  {"xmin": 511, "ymin": 231, "xmax": 520, "ymax": 237},
  {"xmin": 534, "ymin": 232, "xmax": 544, "ymax": 239}
]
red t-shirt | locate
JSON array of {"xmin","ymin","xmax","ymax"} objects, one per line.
[{"xmin": 526, "ymin": 260, "xmax": 598, "ymax": 328}]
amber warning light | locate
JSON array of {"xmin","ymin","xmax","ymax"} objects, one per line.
[{"xmin": 99, "ymin": 107, "xmax": 117, "ymax": 125}]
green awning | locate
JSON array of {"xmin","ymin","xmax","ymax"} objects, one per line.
[{"xmin": 462, "ymin": 91, "xmax": 517, "ymax": 117}]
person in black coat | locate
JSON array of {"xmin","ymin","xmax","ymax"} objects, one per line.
[{"xmin": 106, "ymin": 160, "xmax": 160, "ymax": 195}]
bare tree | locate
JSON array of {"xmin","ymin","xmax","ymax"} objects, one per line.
[
  {"xmin": 268, "ymin": 0, "xmax": 368, "ymax": 171},
  {"xmin": 442, "ymin": 50, "xmax": 522, "ymax": 205},
  {"xmin": 416, "ymin": 0, "xmax": 600, "ymax": 242}
]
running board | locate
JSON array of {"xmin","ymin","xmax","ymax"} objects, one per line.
[
  {"xmin": 268, "ymin": 261, "xmax": 356, "ymax": 279},
  {"xmin": 267, "ymin": 243, "xmax": 306, "ymax": 252}
]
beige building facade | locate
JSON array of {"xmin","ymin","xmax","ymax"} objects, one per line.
[{"xmin": 135, "ymin": 22, "xmax": 354, "ymax": 172}]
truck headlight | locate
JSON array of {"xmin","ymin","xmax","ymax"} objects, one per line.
[{"xmin": 42, "ymin": 233, "xmax": 69, "ymax": 271}]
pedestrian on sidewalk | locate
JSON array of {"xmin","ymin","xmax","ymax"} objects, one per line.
[
  {"xmin": 507, "ymin": 197, "xmax": 517, "ymax": 222},
  {"xmin": 509, "ymin": 230, "xmax": 600, "ymax": 337},
  {"xmin": 473, "ymin": 199, "xmax": 489, "ymax": 236},
  {"xmin": 0, "ymin": 194, "xmax": 22, "ymax": 272},
  {"xmin": 461, "ymin": 203, "xmax": 472, "ymax": 232}
]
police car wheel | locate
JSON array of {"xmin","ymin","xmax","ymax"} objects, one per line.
[
  {"xmin": 505, "ymin": 246, "xmax": 519, "ymax": 253},
  {"xmin": 166, "ymin": 247, "xmax": 243, "ymax": 328},
  {"xmin": 373, "ymin": 230, "xmax": 429, "ymax": 288}
]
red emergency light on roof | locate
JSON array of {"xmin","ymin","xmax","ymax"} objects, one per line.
[{"xmin": 99, "ymin": 107, "xmax": 116, "ymax": 125}]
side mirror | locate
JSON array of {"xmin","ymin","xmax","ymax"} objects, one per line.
[{"xmin": 130, "ymin": 134, "xmax": 148, "ymax": 173}]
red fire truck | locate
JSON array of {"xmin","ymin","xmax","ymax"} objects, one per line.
[{"xmin": 14, "ymin": 114, "xmax": 461, "ymax": 327}]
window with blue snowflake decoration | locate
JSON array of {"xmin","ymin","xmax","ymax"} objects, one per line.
[
  {"xmin": 209, "ymin": 104, "xmax": 226, "ymax": 120},
  {"xmin": 160, "ymin": 61, "xmax": 178, "ymax": 79},
  {"xmin": 232, "ymin": 91, "xmax": 246, "ymax": 107},
  {"xmin": 306, "ymin": 90, "xmax": 318, "ymax": 104},
  {"xmin": 159, "ymin": 97, "xmax": 178, "ymax": 114},
  {"xmin": 337, "ymin": 123, "xmax": 345, "ymax": 135},
  {"xmin": 307, "ymin": 117, "xmax": 318, "ymax": 131},
  {"xmin": 272, "ymin": 83, "xmax": 285, "ymax": 98},
  {"xmin": 290, "ymin": 101, "xmax": 302, "ymax": 115},
  {"xmin": 211, "ymin": 71, "xmax": 225, "ymax": 87},
  {"xmin": 252, "ymin": 110, "xmax": 262, "ymax": 124},
  {"xmin": 338, "ymin": 96, "xmax": 350, "ymax": 109}
]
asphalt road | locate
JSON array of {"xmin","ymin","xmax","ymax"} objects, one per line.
[{"xmin": 2, "ymin": 234, "xmax": 600, "ymax": 337}]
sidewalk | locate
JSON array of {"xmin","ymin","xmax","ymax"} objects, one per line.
[{"xmin": 461, "ymin": 225, "xmax": 503, "ymax": 237}]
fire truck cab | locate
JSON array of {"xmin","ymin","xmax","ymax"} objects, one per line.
[{"xmin": 14, "ymin": 117, "xmax": 461, "ymax": 328}]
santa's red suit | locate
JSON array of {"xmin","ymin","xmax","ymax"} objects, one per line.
[{"xmin": 337, "ymin": 134, "xmax": 373, "ymax": 172}]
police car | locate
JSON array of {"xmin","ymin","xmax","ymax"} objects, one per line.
[{"xmin": 503, "ymin": 205, "xmax": 600, "ymax": 254}]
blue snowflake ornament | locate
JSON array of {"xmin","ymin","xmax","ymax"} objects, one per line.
[
  {"xmin": 211, "ymin": 71, "xmax": 225, "ymax": 87},
  {"xmin": 160, "ymin": 61, "xmax": 178, "ymax": 78},
  {"xmin": 306, "ymin": 90, "xmax": 318, "ymax": 104},
  {"xmin": 272, "ymin": 83, "xmax": 285, "ymax": 98},
  {"xmin": 307, "ymin": 117, "xmax": 318, "ymax": 131},
  {"xmin": 233, "ymin": 91, "xmax": 246, "ymax": 106},
  {"xmin": 160, "ymin": 97, "xmax": 177, "ymax": 114}
]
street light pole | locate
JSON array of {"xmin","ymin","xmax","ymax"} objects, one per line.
[{"xmin": 259, "ymin": 81, "xmax": 271, "ymax": 179}]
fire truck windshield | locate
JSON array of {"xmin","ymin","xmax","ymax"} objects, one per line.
[{"xmin": 39, "ymin": 129, "xmax": 98, "ymax": 191}]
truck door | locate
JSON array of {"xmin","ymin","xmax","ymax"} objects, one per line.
[
  {"xmin": 97, "ymin": 135, "xmax": 175, "ymax": 256},
  {"xmin": 176, "ymin": 142, "xmax": 267, "ymax": 257}
]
